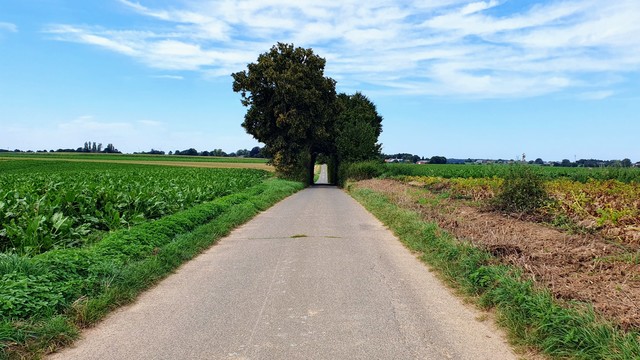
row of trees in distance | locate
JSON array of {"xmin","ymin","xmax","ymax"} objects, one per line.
[
  {"xmin": 135, "ymin": 147, "xmax": 265, "ymax": 158},
  {"xmin": 383, "ymin": 153, "xmax": 637, "ymax": 167},
  {"xmin": 3, "ymin": 145, "xmax": 635, "ymax": 168},
  {"xmin": 1, "ymin": 144, "xmax": 266, "ymax": 158},
  {"xmin": 1, "ymin": 142, "xmax": 120, "ymax": 154}
]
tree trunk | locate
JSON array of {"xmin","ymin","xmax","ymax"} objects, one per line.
[
  {"xmin": 328, "ymin": 155, "xmax": 339, "ymax": 185},
  {"xmin": 307, "ymin": 151, "xmax": 317, "ymax": 186}
]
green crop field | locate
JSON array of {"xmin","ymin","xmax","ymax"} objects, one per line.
[
  {"xmin": 382, "ymin": 163, "xmax": 640, "ymax": 183},
  {"xmin": 0, "ymin": 160, "xmax": 268, "ymax": 256},
  {"xmin": 0, "ymin": 159, "xmax": 303, "ymax": 357}
]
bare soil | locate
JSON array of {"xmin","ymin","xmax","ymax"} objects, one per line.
[{"xmin": 354, "ymin": 179, "xmax": 640, "ymax": 330}]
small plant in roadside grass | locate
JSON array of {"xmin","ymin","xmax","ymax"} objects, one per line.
[{"xmin": 492, "ymin": 165, "xmax": 549, "ymax": 215}]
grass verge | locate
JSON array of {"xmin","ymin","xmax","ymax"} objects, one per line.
[
  {"xmin": 348, "ymin": 185, "xmax": 640, "ymax": 359},
  {"xmin": 0, "ymin": 178, "xmax": 303, "ymax": 359}
]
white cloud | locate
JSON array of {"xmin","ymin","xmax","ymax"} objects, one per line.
[
  {"xmin": 460, "ymin": 1, "xmax": 499, "ymax": 16},
  {"xmin": 43, "ymin": 0, "xmax": 640, "ymax": 99},
  {"xmin": 137, "ymin": 119, "xmax": 164, "ymax": 126},
  {"xmin": 151, "ymin": 75, "xmax": 184, "ymax": 80},
  {"xmin": 0, "ymin": 22, "xmax": 17, "ymax": 33},
  {"xmin": 578, "ymin": 90, "xmax": 614, "ymax": 100}
]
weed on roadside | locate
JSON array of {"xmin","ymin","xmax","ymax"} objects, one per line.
[{"xmin": 492, "ymin": 165, "xmax": 549, "ymax": 215}]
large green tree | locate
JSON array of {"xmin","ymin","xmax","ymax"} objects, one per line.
[
  {"xmin": 232, "ymin": 43, "xmax": 336, "ymax": 184},
  {"xmin": 335, "ymin": 92, "xmax": 382, "ymax": 163},
  {"xmin": 329, "ymin": 92, "xmax": 383, "ymax": 184}
]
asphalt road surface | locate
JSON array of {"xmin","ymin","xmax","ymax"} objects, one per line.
[
  {"xmin": 50, "ymin": 184, "xmax": 517, "ymax": 360},
  {"xmin": 316, "ymin": 164, "xmax": 329, "ymax": 185}
]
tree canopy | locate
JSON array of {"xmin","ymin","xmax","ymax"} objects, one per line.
[
  {"xmin": 232, "ymin": 43, "xmax": 382, "ymax": 185},
  {"xmin": 335, "ymin": 92, "xmax": 383, "ymax": 163}
]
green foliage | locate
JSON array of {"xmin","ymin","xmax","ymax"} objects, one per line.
[
  {"xmin": 349, "ymin": 186, "xmax": 640, "ymax": 359},
  {"xmin": 0, "ymin": 253, "xmax": 44, "ymax": 277},
  {"xmin": 338, "ymin": 161, "xmax": 385, "ymax": 186},
  {"xmin": 335, "ymin": 92, "xmax": 383, "ymax": 163},
  {"xmin": 232, "ymin": 43, "xmax": 337, "ymax": 184},
  {"xmin": 1, "ymin": 178, "xmax": 303, "ymax": 358},
  {"xmin": 333, "ymin": 92, "xmax": 384, "ymax": 186},
  {"xmin": 492, "ymin": 165, "xmax": 549, "ymax": 214},
  {"xmin": 429, "ymin": 156, "xmax": 447, "ymax": 164},
  {"xmin": 378, "ymin": 163, "xmax": 640, "ymax": 183},
  {"xmin": 0, "ymin": 161, "xmax": 268, "ymax": 255},
  {"xmin": 232, "ymin": 43, "xmax": 385, "ymax": 185}
]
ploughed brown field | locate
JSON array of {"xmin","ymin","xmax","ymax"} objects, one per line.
[{"xmin": 353, "ymin": 179, "xmax": 640, "ymax": 330}]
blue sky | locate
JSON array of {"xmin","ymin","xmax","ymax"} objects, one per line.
[{"xmin": 1, "ymin": 0, "xmax": 639, "ymax": 161}]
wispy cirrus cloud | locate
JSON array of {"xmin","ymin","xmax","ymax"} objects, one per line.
[
  {"xmin": 578, "ymin": 90, "xmax": 615, "ymax": 100},
  {"xmin": 44, "ymin": 0, "xmax": 640, "ymax": 98},
  {"xmin": 0, "ymin": 22, "xmax": 18, "ymax": 33},
  {"xmin": 151, "ymin": 74, "xmax": 184, "ymax": 80}
]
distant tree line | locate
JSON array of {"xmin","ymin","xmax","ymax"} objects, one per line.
[
  {"xmin": 164, "ymin": 146, "xmax": 265, "ymax": 158},
  {"xmin": 383, "ymin": 153, "xmax": 448, "ymax": 164},
  {"xmin": 1, "ymin": 141, "xmax": 120, "ymax": 154},
  {"xmin": 1, "ymin": 143, "xmax": 266, "ymax": 158},
  {"xmin": 547, "ymin": 158, "xmax": 635, "ymax": 168},
  {"xmin": 384, "ymin": 153, "xmax": 420, "ymax": 163},
  {"xmin": 2, "ymin": 144, "xmax": 634, "ymax": 168},
  {"xmin": 79, "ymin": 141, "xmax": 120, "ymax": 153},
  {"xmin": 378, "ymin": 154, "xmax": 637, "ymax": 167}
]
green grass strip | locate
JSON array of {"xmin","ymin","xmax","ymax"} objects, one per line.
[
  {"xmin": 0, "ymin": 178, "xmax": 303, "ymax": 359},
  {"xmin": 348, "ymin": 186, "xmax": 640, "ymax": 359}
]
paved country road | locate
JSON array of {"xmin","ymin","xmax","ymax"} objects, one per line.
[
  {"xmin": 316, "ymin": 164, "xmax": 329, "ymax": 185},
  {"xmin": 50, "ymin": 183, "xmax": 517, "ymax": 359}
]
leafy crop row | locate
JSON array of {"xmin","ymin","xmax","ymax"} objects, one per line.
[
  {"xmin": 384, "ymin": 163, "xmax": 640, "ymax": 183},
  {"xmin": 0, "ymin": 161, "xmax": 268, "ymax": 255}
]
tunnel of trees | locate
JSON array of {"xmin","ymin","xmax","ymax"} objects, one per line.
[{"xmin": 232, "ymin": 42, "xmax": 383, "ymax": 185}]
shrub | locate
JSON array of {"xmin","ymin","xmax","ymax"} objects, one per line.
[
  {"xmin": 492, "ymin": 165, "xmax": 548, "ymax": 214},
  {"xmin": 338, "ymin": 160, "xmax": 384, "ymax": 186}
]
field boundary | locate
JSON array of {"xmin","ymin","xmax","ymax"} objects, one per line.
[{"xmin": 0, "ymin": 156, "xmax": 273, "ymax": 171}]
